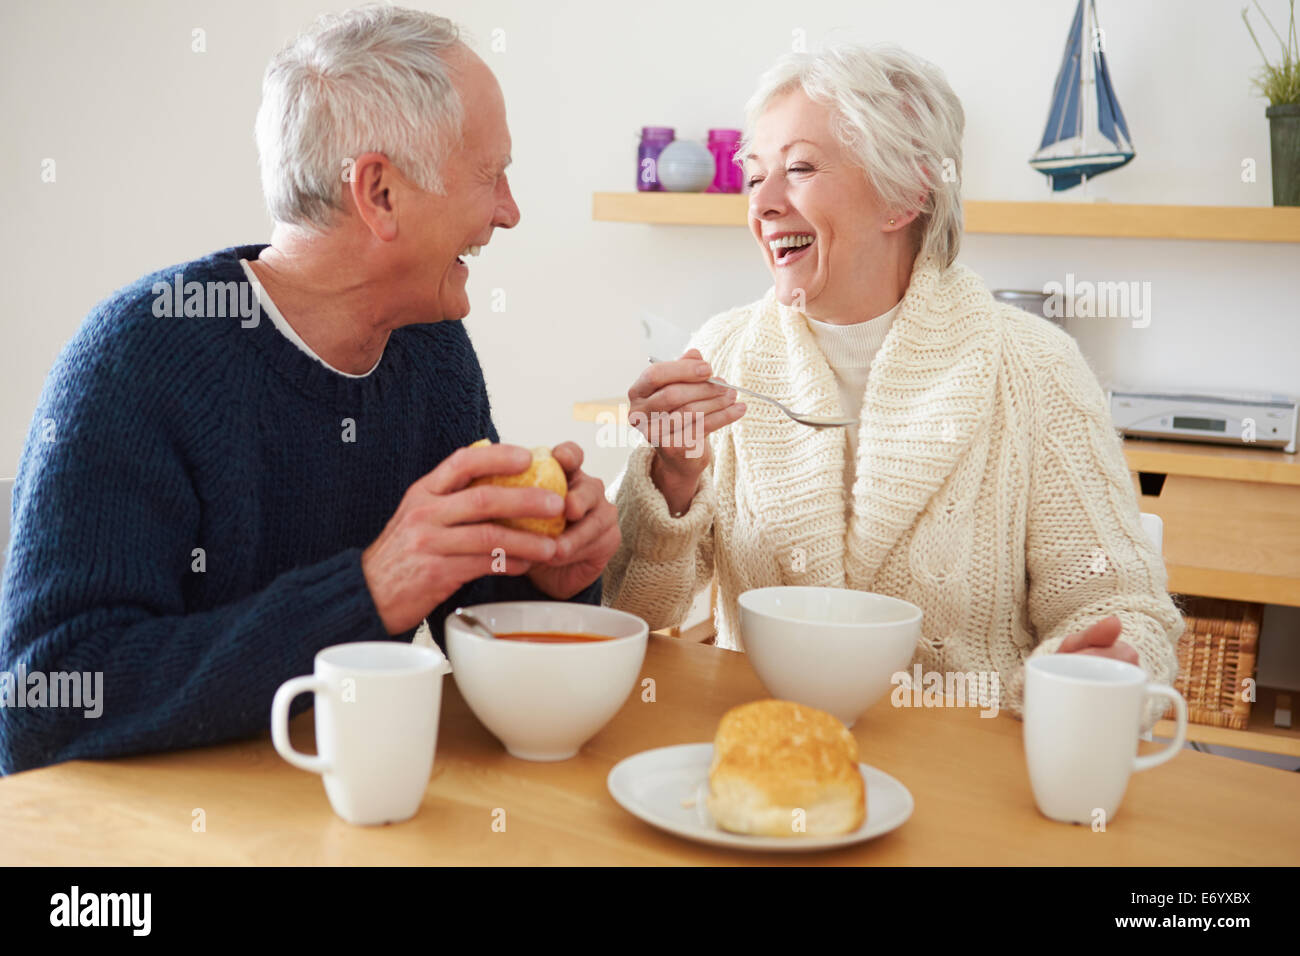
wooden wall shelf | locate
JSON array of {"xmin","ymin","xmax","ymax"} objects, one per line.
[
  {"xmin": 592, "ymin": 192, "xmax": 1300, "ymax": 242},
  {"xmin": 594, "ymin": 191, "xmax": 747, "ymax": 226}
]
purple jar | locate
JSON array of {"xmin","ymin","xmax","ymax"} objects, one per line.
[
  {"xmin": 706, "ymin": 128, "xmax": 744, "ymax": 193},
  {"xmin": 637, "ymin": 126, "xmax": 675, "ymax": 192}
]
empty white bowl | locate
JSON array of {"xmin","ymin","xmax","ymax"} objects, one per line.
[
  {"xmin": 445, "ymin": 602, "xmax": 648, "ymax": 761},
  {"xmin": 738, "ymin": 586, "xmax": 922, "ymax": 727}
]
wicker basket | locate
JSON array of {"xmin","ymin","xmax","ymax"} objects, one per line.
[{"xmin": 1164, "ymin": 596, "xmax": 1262, "ymax": 730}]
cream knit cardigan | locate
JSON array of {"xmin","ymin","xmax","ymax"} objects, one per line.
[{"xmin": 604, "ymin": 255, "xmax": 1184, "ymax": 729}]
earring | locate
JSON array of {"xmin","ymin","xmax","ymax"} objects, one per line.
[{"xmin": 889, "ymin": 218, "xmax": 896, "ymax": 226}]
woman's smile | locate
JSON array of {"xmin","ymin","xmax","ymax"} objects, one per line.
[{"xmin": 768, "ymin": 232, "xmax": 817, "ymax": 267}]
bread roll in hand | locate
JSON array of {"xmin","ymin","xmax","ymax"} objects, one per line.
[
  {"xmin": 466, "ymin": 439, "xmax": 567, "ymax": 538},
  {"xmin": 707, "ymin": 699, "xmax": 866, "ymax": 837}
]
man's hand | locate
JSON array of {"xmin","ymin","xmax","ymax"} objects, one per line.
[
  {"xmin": 361, "ymin": 443, "xmax": 565, "ymax": 634},
  {"xmin": 1057, "ymin": 615, "xmax": 1140, "ymax": 665},
  {"xmin": 526, "ymin": 442, "xmax": 620, "ymax": 599}
]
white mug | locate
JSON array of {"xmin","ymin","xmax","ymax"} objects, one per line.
[
  {"xmin": 1023, "ymin": 653, "xmax": 1187, "ymax": 825},
  {"xmin": 271, "ymin": 641, "xmax": 452, "ymax": 826}
]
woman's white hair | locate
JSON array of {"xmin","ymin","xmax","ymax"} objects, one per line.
[
  {"xmin": 740, "ymin": 43, "xmax": 965, "ymax": 269},
  {"xmin": 255, "ymin": 5, "xmax": 465, "ymax": 231}
]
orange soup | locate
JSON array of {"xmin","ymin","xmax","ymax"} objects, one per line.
[{"xmin": 495, "ymin": 632, "xmax": 613, "ymax": 644}]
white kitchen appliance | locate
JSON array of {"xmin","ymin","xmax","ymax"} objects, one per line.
[{"xmin": 1108, "ymin": 389, "xmax": 1298, "ymax": 453}]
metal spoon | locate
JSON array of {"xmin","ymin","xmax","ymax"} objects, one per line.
[
  {"xmin": 647, "ymin": 357, "xmax": 858, "ymax": 429},
  {"xmin": 453, "ymin": 608, "xmax": 498, "ymax": 640}
]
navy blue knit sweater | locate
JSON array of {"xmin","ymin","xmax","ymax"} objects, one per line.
[{"xmin": 0, "ymin": 244, "xmax": 599, "ymax": 774}]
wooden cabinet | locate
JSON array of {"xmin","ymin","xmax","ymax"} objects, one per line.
[
  {"xmin": 1127, "ymin": 440, "xmax": 1300, "ymax": 608},
  {"xmin": 1125, "ymin": 439, "xmax": 1300, "ymax": 756}
]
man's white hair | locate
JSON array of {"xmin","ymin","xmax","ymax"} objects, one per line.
[
  {"xmin": 255, "ymin": 5, "xmax": 465, "ymax": 231},
  {"xmin": 740, "ymin": 43, "xmax": 965, "ymax": 269}
]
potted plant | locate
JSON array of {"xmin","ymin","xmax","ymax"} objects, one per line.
[{"xmin": 1243, "ymin": 0, "xmax": 1300, "ymax": 205}]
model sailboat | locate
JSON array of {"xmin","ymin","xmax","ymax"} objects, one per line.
[{"xmin": 1029, "ymin": 0, "xmax": 1135, "ymax": 191}]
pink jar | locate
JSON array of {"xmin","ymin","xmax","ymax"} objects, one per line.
[{"xmin": 706, "ymin": 128, "xmax": 744, "ymax": 193}]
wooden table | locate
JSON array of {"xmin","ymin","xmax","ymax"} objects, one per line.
[{"xmin": 2, "ymin": 638, "xmax": 1296, "ymax": 865}]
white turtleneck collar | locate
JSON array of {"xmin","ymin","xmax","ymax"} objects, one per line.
[
  {"xmin": 801, "ymin": 299, "xmax": 902, "ymax": 505},
  {"xmin": 803, "ymin": 300, "xmax": 901, "ymax": 369}
]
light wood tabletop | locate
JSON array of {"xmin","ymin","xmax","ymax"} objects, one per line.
[{"xmin": 2, "ymin": 637, "xmax": 1296, "ymax": 865}]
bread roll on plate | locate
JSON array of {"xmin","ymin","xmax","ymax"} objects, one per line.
[{"xmin": 707, "ymin": 699, "xmax": 865, "ymax": 837}]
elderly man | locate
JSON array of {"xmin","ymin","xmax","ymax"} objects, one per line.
[{"xmin": 0, "ymin": 7, "xmax": 619, "ymax": 773}]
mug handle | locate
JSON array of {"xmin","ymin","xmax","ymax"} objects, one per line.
[
  {"xmin": 271, "ymin": 675, "xmax": 331, "ymax": 775},
  {"xmin": 1133, "ymin": 684, "xmax": 1187, "ymax": 772}
]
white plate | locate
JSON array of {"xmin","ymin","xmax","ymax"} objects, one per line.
[{"xmin": 606, "ymin": 743, "xmax": 914, "ymax": 852}]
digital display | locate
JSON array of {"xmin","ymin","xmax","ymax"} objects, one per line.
[{"xmin": 1172, "ymin": 416, "xmax": 1226, "ymax": 432}]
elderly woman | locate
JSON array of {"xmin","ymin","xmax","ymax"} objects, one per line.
[{"xmin": 604, "ymin": 44, "xmax": 1183, "ymax": 726}]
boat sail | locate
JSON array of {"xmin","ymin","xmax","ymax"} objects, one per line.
[{"xmin": 1029, "ymin": 0, "xmax": 1135, "ymax": 191}]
